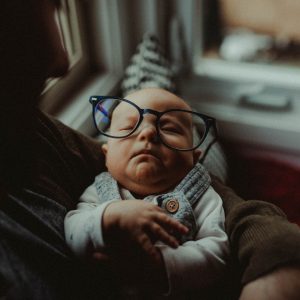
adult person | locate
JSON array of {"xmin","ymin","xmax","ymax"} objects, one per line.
[
  {"xmin": 0, "ymin": 0, "xmax": 299, "ymax": 299},
  {"xmin": 0, "ymin": 0, "xmax": 117, "ymax": 299}
]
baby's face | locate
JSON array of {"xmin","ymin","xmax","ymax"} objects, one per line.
[{"xmin": 102, "ymin": 88, "xmax": 201, "ymax": 196}]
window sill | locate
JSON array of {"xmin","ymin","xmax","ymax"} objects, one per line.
[
  {"xmin": 193, "ymin": 57, "xmax": 300, "ymax": 89},
  {"xmin": 179, "ymin": 75, "xmax": 300, "ymax": 156}
]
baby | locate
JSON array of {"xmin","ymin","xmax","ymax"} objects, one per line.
[{"xmin": 64, "ymin": 88, "xmax": 229, "ymax": 298}]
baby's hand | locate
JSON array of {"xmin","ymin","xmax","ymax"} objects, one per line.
[{"xmin": 102, "ymin": 200, "xmax": 188, "ymax": 261}]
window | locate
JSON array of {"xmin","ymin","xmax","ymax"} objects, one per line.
[
  {"xmin": 42, "ymin": 0, "xmax": 84, "ymax": 112},
  {"xmin": 172, "ymin": 0, "xmax": 300, "ymax": 157},
  {"xmin": 193, "ymin": 0, "xmax": 300, "ymax": 88},
  {"xmin": 42, "ymin": 0, "xmax": 82, "ymax": 95},
  {"xmin": 39, "ymin": 0, "xmax": 127, "ymax": 134},
  {"xmin": 57, "ymin": 0, "xmax": 82, "ymax": 68}
]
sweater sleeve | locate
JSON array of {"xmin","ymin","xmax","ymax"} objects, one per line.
[
  {"xmin": 64, "ymin": 181, "xmax": 115, "ymax": 256},
  {"xmin": 158, "ymin": 187, "xmax": 229, "ymax": 295},
  {"xmin": 211, "ymin": 175, "xmax": 300, "ymax": 285}
]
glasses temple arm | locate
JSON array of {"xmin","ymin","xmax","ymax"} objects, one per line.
[{"xmin": 199, "ymin": 121, "xmax": 219, "ymax": 163}]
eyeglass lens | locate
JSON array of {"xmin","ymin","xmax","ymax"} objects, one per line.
[{"xmin": 94, "ymin": 98, "xmax": 207, "ymax": 150}]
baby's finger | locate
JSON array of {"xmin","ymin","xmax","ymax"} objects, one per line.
[
  {"xmin": 154, "ymin": 212, "xmax": 189, "ymax": 235},
  {"xmin": 148, "ymin": 222, "xmax": 179, "ymax": 248},
  {"xmin": 137, "ymin": 233, "xmax": 161, "ymax": 261}
]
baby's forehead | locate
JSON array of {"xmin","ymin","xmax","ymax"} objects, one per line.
[{"xmin": 125, "ymin": 88, "xmax": 191, "ymax": 111}]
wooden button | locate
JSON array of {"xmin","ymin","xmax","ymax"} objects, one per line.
[{"xmin": 165, "ymin": 199, "xmax": 179, "ymax": 213}]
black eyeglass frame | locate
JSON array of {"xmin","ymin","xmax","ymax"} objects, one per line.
[{"xmin": 89, "ymin": 96, "xmax": 218, "ymax": 152}]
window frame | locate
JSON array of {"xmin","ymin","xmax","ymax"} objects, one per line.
[
  {"xmin": 190, "ymin": 0, "xmax": 300, "ymax": 88},
  {"xmin": 40, "ymin": 0, "xmax": 167, "ymax": 135},
  {"xmin": 40, "ymin": 0, "xmax": 128, "ymax": 135},
  {"xmin": 172, "ymin": 0, "xmax": 300, "ymax": 157}
]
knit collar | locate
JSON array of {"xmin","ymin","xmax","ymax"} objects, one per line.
[{"xmin": 95, "ymin": 162, "xmax": 211, "ymax": 206}]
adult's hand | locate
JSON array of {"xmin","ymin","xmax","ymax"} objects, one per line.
[
  {"xmin": 102, "ymin": 199, "xmax": 188, "ymax": 261},
  {"xmin": 239, "ymin": 266, "xmax": 300, "ymax": 300}
]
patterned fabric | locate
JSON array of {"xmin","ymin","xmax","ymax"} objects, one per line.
[
  {"xmin": 94, "ymin": 162, "xmax": 211, "ymax": 243},
  {"xmin": 121, "ymin": 33, "xmax": 176, "ymax": 96}
]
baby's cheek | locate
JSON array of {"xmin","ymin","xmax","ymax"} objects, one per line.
[
  {"xmin": 168, "ymin": 151, "xmax": 194, "ymax": 168},
  {"xmin": 105, "ymin": 150, "xmax": 124, "ymax": 173}
]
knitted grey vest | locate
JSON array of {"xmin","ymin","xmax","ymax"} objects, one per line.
[{"xmin": 94, "ymin": 162, "xmax": 211, "ymax": 243}]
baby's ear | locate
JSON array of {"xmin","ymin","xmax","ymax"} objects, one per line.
[
  {"xmin": 193, "ymin": 149, "xmax": 201, "ymax": 164},
  {"xmin": 101, "ymin": 143, "xmax": 108, "ymax": 156}
]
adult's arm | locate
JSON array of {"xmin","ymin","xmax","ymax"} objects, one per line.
[
  {"xmin": 239, "ymin": 266, "xmax": 300, "ymax": 300},
  {"xmin": 211, "ymin": 175, "xmax": 300, "ymax": 294}
]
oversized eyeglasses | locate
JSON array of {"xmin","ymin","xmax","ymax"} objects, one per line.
[{"xmin": 89, "ymin": 96, "xmax": 217, "ymax": 151}]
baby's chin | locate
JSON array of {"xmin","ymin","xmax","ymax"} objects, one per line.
[
  {"xmin": 133, "ymin": 162, "xmax": 162, "ymax": 183},
  {"xmin": 126, "ymin": 163, "xmax": 172, "ymax": 195}
]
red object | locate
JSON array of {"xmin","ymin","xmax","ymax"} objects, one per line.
[{"xmin": 232, "ymin": 157, "xmax": 300, "ymax": 226}]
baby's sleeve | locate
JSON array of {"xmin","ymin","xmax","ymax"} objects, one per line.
[
  {"xmin": 64, "ymin": 181, "xmax": 115, "ymax": 257},
  {"xmin": 158, "ymin": 187, "xmax": 229, "ymax": 295}
]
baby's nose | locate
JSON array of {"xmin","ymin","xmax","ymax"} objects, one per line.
[{"xmin": 137, "ymin": 123, "xmax": 158, "ymax": 142}]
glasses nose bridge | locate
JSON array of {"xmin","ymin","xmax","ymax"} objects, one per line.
[
  {"xmin": 141, "ymin": 108, "xmax": 160, "ymax": 119},
  {"xmin": 140, "ymin": 108, "xmax": 160, "ymax": 126},
  {"xmin": 136, "ymin": 108, "xmax": 160, "ymax": 136}
]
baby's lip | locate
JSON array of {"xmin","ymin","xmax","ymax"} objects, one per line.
[{"xmin": 132, "ymin": 148, "xmax": 160, "ymax": 159}]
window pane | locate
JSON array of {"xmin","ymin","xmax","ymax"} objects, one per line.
[{"xmin": 203, "ymin": 0, "xmax": 300, "ymax": 67}]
